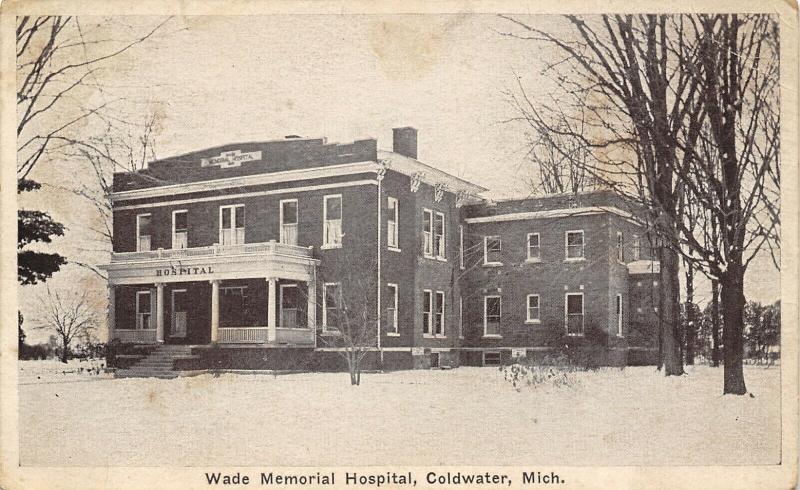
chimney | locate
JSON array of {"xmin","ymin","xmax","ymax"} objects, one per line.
[{"xmin": 392, "ymin": 127, "xmax": 418, "ymax": 159}]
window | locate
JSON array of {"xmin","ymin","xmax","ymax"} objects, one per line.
[
  {"xmin": 565, "ymin": 293, "xmax": 584, "ymax": 335},
  {"xmin": 484, "ymin": 236, "xmax": 502, "ymax": 265},
  {"xmin": 527, "ymin": 233, "xmax": 541, "ymax": 261},
  {"xmin": 615, "ymin": 294, "xmax": 623, "ymax": 336},
  {"xmin": 526, "ymin": 294, "xmax": 540, "ymax": 323},
  {"xmin": 136, "ymin": 214, "xmax": 152, "ymax": 252},
  {"xmin": 172, "ymin": 210, "xmax": 188, "ymax": 249},
  {"xmin": 423, "ymin": 210, "xmax": 433, "ymax": 256},
  {"xmin": 422, "ymin": 290, "xmax": 433, "ymax": 335},
  {"xmin": 483, "ymin": 351, "xmax": 502, "ymax": 366},
  {"xmin": 459, "ymin": 296, "xmax": 464, "ymax": 338},
  {"xmin": 280, "ymin": 199, "xmax": 298, "ymax": 246},
  {"xmin": 632, "ymin": 235, "xmax": 641, "ymax": 261},
  {"xmin": 135, "ymin": 291, "xmax": 152, "ymax": 329},
  {"xmin": 616, "ymin": 232, "xmax": 624, "ymax": 262},
  {"xmin": 434, "ymin": 291, "xmax": 445, "ymax": 336},
  {"xmin": 322, "ymin": 283, "xmax": 341, "ymax": 332},
  {"xmin": 323, "ymin": 195, "xmax": 343, "ymax": 248},
  {"xmin": 484, "ymin": 295, "xmax": 501, "ymax": 337},
  {"xmin": 386, "ymin": 283, "xmax": 398, "ymax": 335},
  {"xmin": 459, "ymin": 225, "xmax": 465, "ymax": 269},
  {"xmin": 434, "ymin": 212, "xmax": 446, "ymax": 259},
  {"xmin": 387, "ymin": 197, "xmax": 399, "ymax": 249},
  {"xmin": 219, "ymin": 205, "xmax": 245, "ymax": 245},
  {"xmin": 565, "ymin": 230, "xmax": 585, "ymax": 260},
  {"xmin": 280, "ymin": 284, "xmax": 300, "ymax": 328}
]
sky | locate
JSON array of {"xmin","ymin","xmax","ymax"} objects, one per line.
[{"xmin": 19, "ymin": 15, "xmax": 782, "ymax": 342}]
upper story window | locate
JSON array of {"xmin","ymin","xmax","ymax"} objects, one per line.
[
  {"xmin": 387, "ymin": 197, "xmax": 399, "ymax": 250},
  {"xmin": 280, "ymin": 199, "xmax": 298, "ymax": 246},
  {"xmin": 632, "ymin": 235, "xmax": 641, "ymax": 261},
  {"xmin": 219, "ymin": 205, "xmax": 245, "ymax": 245},
  {"xmin": 386, "ymin": 283, "xmax": 399, "ymax": 335},
  {"xmin": 434, "ymin": 212, "xmax": 446, "ymax": 259},
  {"xmin": 527, "ymin": 233, "xmax": 541, "ymax": 262},
  {"xmin": 422, "ymin": 209, "xmax": 433, "ymax": 257},
  {"xmin": 136, "ymin": 214, "xmax": 152, "ymax": 252},
  {"xmin": 323, "ymin": 195, "xmax": 343, "ymax": 248},
  {"xmin": 565, "ymin": 230, "xmax": 585, "ymax": 260},
  {"xmin": 484, "ymin": 235, "xmax": 502, "ymax": 265},
  {"xmin": 566, "ymin": 293, "xmax": 584, "ymax": 336},
  {"xmin": 616, "ymin": 232, "xmax": 624, "ymax": 262},
  {"xmin": 172, "ymin": 210, "xmax": 188, "ymax": 249}
]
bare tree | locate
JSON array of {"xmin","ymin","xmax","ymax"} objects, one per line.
[
  {"xmin": 500, "ymin": 14, "xmax": 779, "ymax": 393},
  {"xmin": 16, "ymin": 16, "xmax": 171, "ymax": 182},
  {"xmin": 499, "ymin": 15, "xmax": 709, "ymax": 376},
  {"xmin": 36, "ymin": 286, "xmax": 99, "ymax": 363},
  {"xmin": 315, "ymin": 257, "xmax": 380, "ymax": 386}
]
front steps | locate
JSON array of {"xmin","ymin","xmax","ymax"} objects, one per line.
[{"xmin": 115, "ymin": 344, "xmax": 197, "ymax": 379}]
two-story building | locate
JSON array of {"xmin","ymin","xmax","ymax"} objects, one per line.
[{"xmin": 102, "ymin": 127, "xmax": 660, "ymax": 376}]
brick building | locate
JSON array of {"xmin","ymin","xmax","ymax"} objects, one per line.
[{"xmin": 102, "ymin": 127, "xmax": 660, "ymax": 375}]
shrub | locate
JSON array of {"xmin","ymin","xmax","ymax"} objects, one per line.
[{"xmin": 500, "ymin": 353, "xmax": 580, "ymax": 391}]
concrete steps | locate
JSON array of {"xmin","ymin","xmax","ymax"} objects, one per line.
[{"xmin": 115, "ymin": 345, "xmax": 195, "ymax": 379}]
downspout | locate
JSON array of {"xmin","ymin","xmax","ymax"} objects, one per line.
[{"xmin": 376, "ymin": 166, "xmax": 385, "ymax": 365}]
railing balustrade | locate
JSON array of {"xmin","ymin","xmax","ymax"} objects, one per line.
[{"xmin": 111, "ymin": 240, "xmax": 313, "ymax": 263}]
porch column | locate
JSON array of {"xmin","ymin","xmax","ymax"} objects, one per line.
[
  {"xmin": 107, "ymin": 285, "xmax": 116, "ymax": 342},
  {"xmin": 156, "ymin": 283, "xmax": 165, "ymax": 343},
  {"xmin": 307, "ymin": 276, "xmax": 316, "ymax": 329},
  {"xmin": 267, "ymin": 277, "xmax": 277, "ymax": 342},
  {"xmin": 210, "ymin": 279, "xmax": 220, "ymax": 343}
]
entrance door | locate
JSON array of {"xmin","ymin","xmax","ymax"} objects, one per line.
[{"xmin": 171, "ymin": 289, "xmax": 188, "ymax": 338}]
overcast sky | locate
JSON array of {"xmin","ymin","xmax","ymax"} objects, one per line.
[{"xmin": 20, "ymin": 15, "xmax": 781, "ymax": 341}]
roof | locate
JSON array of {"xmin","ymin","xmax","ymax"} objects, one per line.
[{"xmin": 378, "ymin": 150, "xmax": 487, "ymax": 195}]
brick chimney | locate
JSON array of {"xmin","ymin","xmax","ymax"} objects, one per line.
[{"xmin": 392, "ymin": 127, "xmax": 418, "ymax": 159}]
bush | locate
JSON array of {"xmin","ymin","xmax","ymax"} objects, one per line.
[{"xmin": 501, "ymin": 353, "xmax": 580, "ymax": 391}]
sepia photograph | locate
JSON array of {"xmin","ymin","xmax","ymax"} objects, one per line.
[{"xmin": 1, "ymin": 2, "xmax": 797, "ymax": 489}]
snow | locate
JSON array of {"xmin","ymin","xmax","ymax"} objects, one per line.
[{"xmin": 18, "ymin": 364, "xmax": 780, "ymax": 466}]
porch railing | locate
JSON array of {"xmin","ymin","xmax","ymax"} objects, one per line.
[
  {"xmin": 111, "ymin": 240, "xmax": 313, "ymax": 263},
  {"xmin": 116, "ymin": 329, "xmax": 157, "ymax": 343},
  {"xmin": 218, "ymin": 326, "xmax": 269, "ymax": 343}
]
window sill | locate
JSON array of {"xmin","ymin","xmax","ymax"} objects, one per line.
[
  {"xmin": 388, "ymin": 246, "xmax": 401, "ymax": 253},
  {"xmin": 435, "ymin": 256, "xmax": 447, "ymax": 262},
  {"xmin": 320, "ymin": 330, "xmax": 341, "ymax": 336},
  {"xmin": 525, "ymin": 319, "xmax": 541, "ymax": 324},
  {"xmin": 482, "ymin": 334, "xmax": 502, "ymax": 339},
  {"xmin": 566, "ymin": 333, "xmax": 585, "ymax": 337},
  {"xmin": 386, "ymin": 332, "xmax": 400, "ymax": 337},
  {"xmin": 564, "ymin": 258, "xmax": 586, "ymax": 263},
  {"xmin": 320, "ymin": 244, "xmax": 342, "ymax": 250},
  {"xmin": 525, "ymin": 258, "xmax": 542, "ymax": 264},
  {"xmin": 483, "ymin": 262, "xmax": 503, "ymax": 267}
]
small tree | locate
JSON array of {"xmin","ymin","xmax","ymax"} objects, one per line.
[
  {"xmin": 36, "ymin": 285, "xmax": 98, "ymax": 363},
  {"xmin": 315, "ymin": 257, "xmax": 379, "ymax": 386}
]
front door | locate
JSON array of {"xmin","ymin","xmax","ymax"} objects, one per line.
[{"xmin": 171, "ymin": 289, "xmax": 188, "ymax": 338}]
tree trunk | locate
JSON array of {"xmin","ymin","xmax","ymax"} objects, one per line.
[
  {"xmin": 685, "ymin": 265, "xmax": 696, "ymax": 365},
  {"xmin": 59, "ymin": 335, "xmax": 69, "ymax": 364},
  {"xmin": 711, "ymin": 279, "xmax": 720, "ymax": 367},
  {"xmin": 660, "ymin": 247, "xmax": 685, "ymax": 376},
  {"xmin": 721, "ymin": 267, "xmax": 747, "ymax": 395}
]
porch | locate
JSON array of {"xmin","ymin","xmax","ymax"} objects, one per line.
[{"xmin": 102, "ymin": 240, "xmax": 320, "ymax": 347}]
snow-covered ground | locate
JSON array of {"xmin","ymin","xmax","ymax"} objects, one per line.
[{"xmin": 18, "ymin": 363, "xmax": 781, "ymax": 466}]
